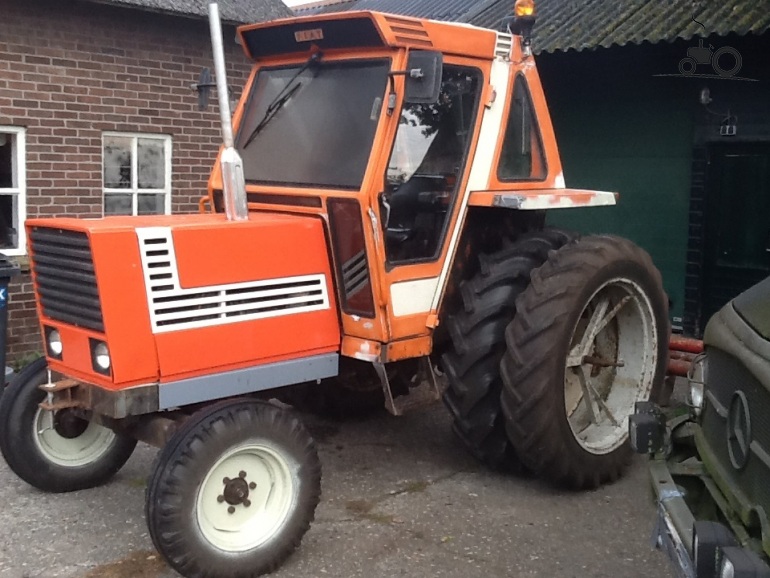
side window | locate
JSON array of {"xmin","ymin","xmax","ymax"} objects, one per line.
[
  {"xmin": 383, "ymin": 66, "xmax": 481, "ymax": 264},
  {"xmin": 498, "ymin": 75, "xmax": 546, "ymax": 181},
  {"xmin": 103, "ymin": 133, "xmax": 172, "ymax": 216},
  {"xmin": 0, "ymin": 127, "xmax": 26, "ymax": 255}
]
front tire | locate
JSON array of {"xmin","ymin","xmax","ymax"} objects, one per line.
[
  {"xmin": 0, "ymin": 357, "xmax": 137, "ymax": 492},
  {"xmin": 501, "ymin": 236, "xmax": 668, "ymax": 489},
  {"xmin": 146, "ymin": 399, "xmax": 321, "ymax": 578}
]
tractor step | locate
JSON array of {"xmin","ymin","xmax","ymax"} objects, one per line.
[
  {"xmin": 38, "ymin": 376, "xmax": 80, "ymax": 411},
  {"xmin": 375, "ymin": 357, "xmax": 443, "ymax": 416}
]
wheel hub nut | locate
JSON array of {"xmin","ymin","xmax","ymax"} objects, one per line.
[
  {"xmin": 223, "ymin": 477, "xmax": 249, "ymax": 505},
  {"xmin": 53, "ymin": 410, "xmax": 89, "ymax": 439},
  {"xmin": 220, "ymin": 472, "xmax": 257, "ymax": 513}
]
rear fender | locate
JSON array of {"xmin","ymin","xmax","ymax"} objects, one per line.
[{"xmin": 468, "ymin": 188, "xmax": 617, "ymax": 210}]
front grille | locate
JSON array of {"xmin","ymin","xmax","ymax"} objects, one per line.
[
  {"xmin": 700, "ymin": 347, "xmax": 770, "ymax": 516},
  {"xmin": 29, "ymin": 227, "xmax": 104, "ymax": 332},
  {"xmin": 136, "ymin": 228, "xmax": 330, "ymax": 333}
]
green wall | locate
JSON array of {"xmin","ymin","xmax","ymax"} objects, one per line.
[{"xmin": 536, "ymin": 44, "xmax": 697, "ymax": 327}]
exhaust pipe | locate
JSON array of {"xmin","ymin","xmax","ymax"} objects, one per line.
[{"xmin": 208, "ymin": 2, "xmax": 248, "ymax": 221}]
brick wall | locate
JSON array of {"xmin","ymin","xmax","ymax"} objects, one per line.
[
  {"xmin": 0, "ymin": 0, "xmax": 254, "ymax": 363},
  {"xmin": 6, "ymin": 276, "xmax": 38, "ymax": 362}
]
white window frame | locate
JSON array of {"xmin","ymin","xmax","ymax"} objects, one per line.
[
  {"xmin": 0, "ymin": 126, "xmax": 27, "ymax": 256},
  {"xmin": 102, "ymin": 132, "xmax": 172, "ymax": 216}
]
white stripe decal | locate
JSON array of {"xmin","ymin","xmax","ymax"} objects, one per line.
[
  {"xmin": 136, "ymin": 227, "xmax": 330, "ymax": 333},
  {"xmin": 391, "ymin": 277, "xmax": 439, "ymax": 317},
  {"xmin": 430, "ymin": 57, "xmax": 511, "ymax": 311}
]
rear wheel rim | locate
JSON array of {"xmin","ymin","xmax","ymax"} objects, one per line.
[
  {"xmin": 196, "ymin": 443, "xmax": 295, "ymax": 552},
  {"xmin": 564, "ymin": 277, "xmax": 657, "ymax": 455},
  {"xmin": 32, "ymin": 408, "xmax": 117, "ymax": 467}
]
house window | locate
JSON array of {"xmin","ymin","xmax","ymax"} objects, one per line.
[
  {"xmin": 103, "ymin": 133, "xmax": 172, "ymax": 216},
  {"xmin": 0, "ymin": 127, "xmax": 26, "ymax": 255}
]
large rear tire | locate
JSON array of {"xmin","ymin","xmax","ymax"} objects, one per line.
[
  {"xmin": 0, "ymin": 357, "xmax": 137, "ymax": 492},
  {"xmin": 442, "ymin": 229, "xmax": 575, "ymax": 471},
  {"xmin": 146, "ymin": 399, "xmax": 321, "ymax": 578},
  {"xmin": 501, "ymin": 236, "xmax": 668, "ymax": 489}
]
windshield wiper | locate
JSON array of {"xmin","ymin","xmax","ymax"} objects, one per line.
[
  {"xmin": 241, "ymin": 52, "xmax": 322, "ymax": 149},
  {"xmin": 242, "ymin": 83, "xmax": 302, "ymax": 149}
]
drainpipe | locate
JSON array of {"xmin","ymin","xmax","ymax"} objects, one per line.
[{"xmin": 208, "ymin": 2, "xmax": 248, "ymax": 221}]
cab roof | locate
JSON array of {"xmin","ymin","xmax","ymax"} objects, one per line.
[{"xmin": 237, "ymin": 10, "xmax": 506, "ymax": 61}]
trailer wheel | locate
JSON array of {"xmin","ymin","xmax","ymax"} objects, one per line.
[
  {"xmin": 0, "ymin": 357, "xmax": 136, "ymax": 492},
  {"xmin": 146, "ymin": 399, "xmax": 321, "ymax": 578},
  {"xmin": 501, "ymin": 236, "xmax": 668, "ymax": 489},
  {"xmin": 442, "ymin": 229, "xmax": 575, "ymax": 471}
]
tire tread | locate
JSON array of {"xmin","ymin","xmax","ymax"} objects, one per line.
[
  {"xmin": 500, "ymin": 235, "xmax": 668, "ymax": 489},
  {"xmin": 442, "ymin": 229, "xmax": 576, "ymax": 471},
  {"xmin": 146, "ymin": 398, "xmax": 321, "ymax": 578}
]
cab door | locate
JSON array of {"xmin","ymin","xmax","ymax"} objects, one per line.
[{"xmin": 371, "ymin": 60, "xmax": 488, "ymax": 345}]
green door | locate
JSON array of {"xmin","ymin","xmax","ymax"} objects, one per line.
[{"xmin": 702, "ymin": 143, "xmax": 770, "ymax": 325}]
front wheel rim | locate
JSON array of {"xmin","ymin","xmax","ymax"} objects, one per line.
[
  {"xmin": 196, "ymin": 443, "xmax": 296, "ymax": 552},
  {"xmin": 564, "ymin": 277, "xmax": 658, "ymax": 455},
  {"xmin": 32, "ymin": 408, "xmax": 117, "ymax": 467}
]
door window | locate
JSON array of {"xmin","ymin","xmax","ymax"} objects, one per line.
[
  {"xmin": 497, "ymin": 75, "xmax": 546, "ymax": 181},
  {"xmin": 383, "ymin": 66, "xmax": 481, "ymax": 264}
]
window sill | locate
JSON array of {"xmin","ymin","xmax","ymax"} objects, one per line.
[{"xmin": 1, "ymin": 254, "xmax": 30, "ymax": 274}]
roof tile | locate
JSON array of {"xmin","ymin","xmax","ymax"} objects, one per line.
[
  {"xmin": 84, "ymin": 0, "xmax": 291, "ymax": 24},
  {"xmin": 293, "ymin": 0, "xmax": 770, "ymax": 53}
]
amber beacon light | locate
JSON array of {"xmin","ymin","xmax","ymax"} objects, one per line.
[
  {"xmin": 504, "ymin": 0, "xmax": 537, "ymax": 48},
  {"xmin": 515, "ymin": 0, "xmax": 535, "ymax": 17}
]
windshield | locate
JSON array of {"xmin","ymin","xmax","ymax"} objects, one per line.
[{"xmin": 236, "ymin": 59, "xmax": 389, "ymax": 189}]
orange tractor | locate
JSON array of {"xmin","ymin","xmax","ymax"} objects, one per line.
[{"xmin": 0, "ymin": 3, "xmax": 668, "ymax": 577}]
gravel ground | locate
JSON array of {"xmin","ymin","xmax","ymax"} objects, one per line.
[{"xmin": 0, "ymin": 402, "xmax": 675, "ymax": 578}]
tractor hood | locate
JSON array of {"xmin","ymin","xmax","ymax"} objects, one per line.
[{"xmin": 27, "ymin": 213, "xmax": 340, "ymax": 388}]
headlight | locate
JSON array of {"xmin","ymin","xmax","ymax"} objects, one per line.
[
  {"xmin": 45, "ymin": 326, "xmax": 63, "ymax": 359},
  {"xmin": 690, "ymin": 381, "xmax": 705, "ymax": 414},
  {"xmin": 89, "ymin": 339, "xmax": 111, "ymax": 375},
  {"xmin": 694, "ymin": 532, "xmax": 701, "ymax": 569},
  {"xmin": 693, "ymin": 521, "xmax": 736, "ymax": 578},
  {"xmin": 721, "ymin": 558, "xmax": 735, "ymax": 578},
  {"xmin": 94, "ymin": 343, "xmax": 110, "ymax": 369},
  {"xmin": 718, "ymin": 546, "xmax": 770, "ymax": 578},
  {"xmin": 688, "ymin": 353, "xmax": 707, "ymax": 416}
]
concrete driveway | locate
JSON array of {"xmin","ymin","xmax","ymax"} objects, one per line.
[{"xmin": 0, "ymin": 403, "xmax": 674, "ymax": 578}]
